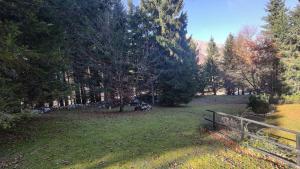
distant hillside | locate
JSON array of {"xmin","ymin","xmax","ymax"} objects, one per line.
[{"xmin": 194, "ymin": 40, "xmax": 223, "ymax": 65}]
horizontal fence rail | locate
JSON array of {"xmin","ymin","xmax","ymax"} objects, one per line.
[{"xmin": 204, "ymin": 110, "xmax": 300, "ymax": 168}]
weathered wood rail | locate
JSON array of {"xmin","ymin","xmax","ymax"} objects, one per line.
[{"xmin": 204, "ymin": 110, "xmax": 300, "ymax": 168}]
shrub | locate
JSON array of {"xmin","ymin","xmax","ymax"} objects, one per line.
[
  {"xmin": 282, "ymin": 94, "xmax": 300, "ymax": 104},
  {"xmin": 0, "ymin": 111, "xmax": 35, "ymax": 130},
  {"xmin": 248, "ymin": 94, "xmax": 270, "ymax": 114}
]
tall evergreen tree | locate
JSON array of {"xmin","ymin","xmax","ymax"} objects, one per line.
[
  {"xmin": 0, "ymin": 0, "xmax": 68, "ymax": 128},
  {"xmin": 287, "ymin": 5, "xmax": 300, "ymax": 57},
  {"xmin": 42, "ymin": 0, "xmax": 113, "ymax": 105},
  {"xmin": 262, "ymin": 0, "xmax": 290, "ymax": 96},
  {"xmin": 283, "ymin": 5, "xmax": 300, "ymax": 94},
  {"xmin": 143, "ymin": 0, "xmax": 197, "ymax": 105},
  {"xmin": 263, "ymin": 0, "xmax": 300, "ymax": 94},
  {"xmin": 102, "ymin": 0, "xmax": 133, "ymax": 112},
  {"xmin": 222, "ymin": 34, "xmax": 237, "ymax": 95},
  {"xmin": 223, "ymin": 34, "xmax": 235, "ymax": 68},
  {"xmin": 204, "ymin": 38, "xmax": 221, "ymax": 95},
  {"xmin": 263, "ymin": 0, "xmax": 289, "ymax": 52}
]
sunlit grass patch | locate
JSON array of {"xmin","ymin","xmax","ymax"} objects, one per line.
[
  {"xmin": 267, "ymin": 104, "xmax": 300, "ymax": 146},
  {"xmin": 181, "ymin": 149, "xmax": 277, "ymax": 169}
]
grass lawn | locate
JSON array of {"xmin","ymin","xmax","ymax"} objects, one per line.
[
  {"xmin": 0, "ymin": 97, "xmax": 287, "ymax": 169},
  {"xmin": 267, "ymin": 104, "xmax": 300, "ymax": 146}
]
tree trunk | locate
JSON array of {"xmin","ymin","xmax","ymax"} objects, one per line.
[
  {"xmin": 59, "ymin": 99, "xmax": 64, "ymax": 107},
  {"xmin": 75, "ymin": 85, "xmax": 82, "ymax": 104},
  {"xmin": 213, "ymin": 87, "xmax": 217, "ymax": 95},
  {"xmin": 49, "ymin": 101, "xmax": 53, "ymax": 108},
  {"xmin": 90, "ymin": 88, "xmax": 96, "ymax": 103},
  {"xmin": 81, "ymin": 85, "xmax": 87, "ymax": 104},
  {"xmin": 119, "ymin": 105, "xmax": 124, "ymax": 112},
  {"xmin": 119, "ymin": 93, "xmax": 124, "ymax": 112},
  {"xmin": 151, "ymin": 82, "xmax": 155, "ymax": 105},
  {"xmin": 95, "ymin": 92, "xmax": 101, "ymax": 102},
  {"xmin": 37, "ymin": 102, "xmax": 44, "ymax": 108},
  {"xmin": 227, "ymin": 88, "xmax": 231, "ymax": 95},
  {"xmin": 64, "ymin": 97, "xmax": 69, "ymax": 106}
]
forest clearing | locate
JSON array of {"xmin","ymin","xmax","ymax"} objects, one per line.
[{"xmin": 1, "ymin": 0, "xmax": 300, "ymax": 168}]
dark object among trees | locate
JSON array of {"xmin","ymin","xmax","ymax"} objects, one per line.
[{"xmin": 134, "ymin": 102, "xmax": 152, "ymax": 111}]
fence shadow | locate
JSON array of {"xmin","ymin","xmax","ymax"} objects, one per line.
[{"xmin": 203, "ymin": 110, "xmax": 300, "ymax": 168}]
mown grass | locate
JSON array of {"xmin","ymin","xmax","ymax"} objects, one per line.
[
  {"xmin": 267, "ymin": 104, "xmax": 300, "ymax": 146},
  {"xmin": 0, "ymin": 98, "xmax": 284, "ymax": 169}
]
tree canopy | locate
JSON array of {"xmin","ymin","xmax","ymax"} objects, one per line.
[{"xmin": 0, "ymin": 0, "xmax": 198, "ymax": 129}]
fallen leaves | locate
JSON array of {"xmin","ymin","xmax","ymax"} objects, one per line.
[{"xmin": 0, "ymin": 153, "xmax": 23, "ymax": 169}]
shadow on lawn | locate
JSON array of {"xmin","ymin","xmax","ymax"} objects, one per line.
[
  {"xmin": 264, "ymin": 107, "xmax": 297, "ymax": 144},
  {"xmin": 0, "ymin": 108, "xmax": 226, "ymax": 169},
  {"xmin": 190, "ymin": 95, "xmax": 249, "ymax": 105},
  {"xmin": 0, "ymin": 115, "xmax": 57, "ymax": 149}
]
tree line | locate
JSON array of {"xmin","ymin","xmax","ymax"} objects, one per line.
[
  {"xmin": 199, "ymin": 0, "xmax": 300, "ymax": 99},
  {"xmin": 1, "ymin": 0, "xmax": 299, "ymax": 129},
  {"xmin": 0, "ymin": 0, "xmax": 198, "ymax": 129}
]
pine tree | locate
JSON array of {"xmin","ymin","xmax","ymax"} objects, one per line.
[
  {"xmin": 263, "ymin": 0, "xmax": 289, "ymax": 52},
  {"xmin": 0, "ymin": 0, "xmax": 68, "ymax": 128},
  {"xmin": 204, "ymin": 38, "xmax": 221, "ymax": 95},
  {"xmin": 107, "ymin": 0, "xmax": 134, "ymax": 112},
  {"xmin": 146, "ymin": 0, "xmax": 197, "ymax": 105},
  {"xmin": 283, "ymin": 5, "xmax": 300, "ymax": 94},
  {"xmin": 222, "ymin": 34, "xmax": 237, "ymax": 95},
  {"xmin": 262, "ymin": 0, "xmax": 290, "ymax": 96},
  {"xmin": 42, "ymin": 0, "xmax": 114, "ymax": 105},
  {"xmin": 196, "ymin": 65, "xmax": 208, "ymax": 95},
  {"xmin": 287, "ymin": 5, "xmax": 300, "ymax": 57},
  {"xmin": 223, "ymin": 34, "xmax": 235, "ymax": 68},
  {"xmin": 127, "ymin": 0, "xmax": 146, "ymax": 96},
  {"xmin": 263, "ymin": 1, "xmax": 300, "ymax": 94}
]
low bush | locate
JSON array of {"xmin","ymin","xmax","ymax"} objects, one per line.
[
  {"xmin": 248, "ymin": 94, "xmax": 270, "ymax": 114},
  {"xmin": 281, "ymin": 94, "xmax": 300, "ymax": 104},
  {"xmin": 0, "ymin": 111, "xmax": 35, "ymax": 130}
]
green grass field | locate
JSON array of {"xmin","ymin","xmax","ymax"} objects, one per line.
[{"xmin": 0, "ymin": 97, "xmax": 289, "ymax": 169}]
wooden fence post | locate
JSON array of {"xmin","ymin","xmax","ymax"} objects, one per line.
[
  {"xmin": 213, "ymin": 111, "xmax": 216, "ymax": 130},
  {"xmin": 297, "ymin": 134, "xmax": 300, "ymax": 166},
  {"xmin": 240, "ymin": 119, "xmax": 244, "ymax": 141}
]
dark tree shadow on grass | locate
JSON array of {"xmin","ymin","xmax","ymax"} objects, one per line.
[{"xmin": 1, "ymin": 109, "xmax": 226, "ymax": 169}]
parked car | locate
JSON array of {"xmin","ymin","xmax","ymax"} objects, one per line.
[
  {"xmin": 32, "ymin": 107, "xmax": 52, "ymax": 114},
  {"xmin": 97, "ymin": 102, "xmax": 106, "ymax": 109},
  {"xmin": 41, "ymin": 107, "xmax": 51, "ymax": 113},
  {"xmin": 67, "ymin": 104, "xmax": 83, "ymax": 110},
  {"xmin": 130, "ymin": 98, "xmax": 141, "ymax": 107},
  {"xmin": 134, "ymin": 102, "xmax": 152, "ymax": 111}
]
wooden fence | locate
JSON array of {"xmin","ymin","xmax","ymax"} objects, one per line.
[{"xmin": 204, "ymin": 110, "xmax": 300, "ymax": 168}]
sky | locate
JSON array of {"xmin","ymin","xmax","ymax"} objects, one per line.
[{"xmin": 125, "ymin": 0, "xmax": 299, "ymax": 44}]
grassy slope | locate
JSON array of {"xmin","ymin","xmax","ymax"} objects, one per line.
[
  {"xmin": 0, "ymin": 99, "xmax": 281, "ymax": 169},
  {"xmin": 267, "ymin": 104, "xmax": 300, "ymax": 145}
]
